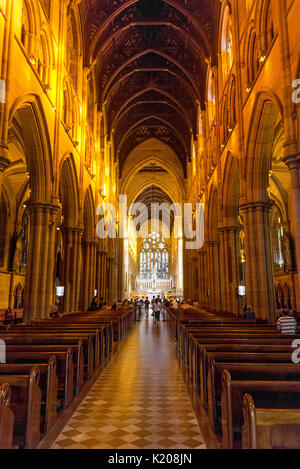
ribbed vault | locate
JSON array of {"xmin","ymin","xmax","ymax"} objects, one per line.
[{"xmin": 82, "ymin": 0, "xmax": 221, "ymax": 202}]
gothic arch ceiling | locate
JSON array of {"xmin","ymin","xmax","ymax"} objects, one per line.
[
  {"xmin": 133, "ymin": 185, "xmax": 175, "ymax": 228},
  {"xmin": 83, "ymin": 0, "xmax": 221, "ymax": 180}
]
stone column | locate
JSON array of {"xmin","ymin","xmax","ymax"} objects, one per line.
[
  {"xmin": 218, "ymin": 229, "xmax": 228, "ymax": 312},
  {"xmin": 206, "ymin": 241, "xmax": 220, "ymax": 311},
  {"xmin": 81, "ymin": 241, "xmax": 91, "ymax": 312},
  {"xmin": 38, "ymin": 208, "xmax": 51, "ymax": 314},
  {"xmin": 240, "ymin": 201, "xmax": 275, "ymax": 321},
  {"xmin": 23, "ymin": 204, "xmax": 56, "ymax": 322},
  {"xmin": 62, "ymin": 228, "xmax": 73, "ymax": 313},
  {"xmin": 74, "ymin": 230, "xmax": 83, "ymax": 312},
  {"xmin": 106, "ymin": 257, "xmax": 114, "ymax": 305},
  {"xmin": 218, "ymin": 227, "xmax": 240, "ymax": 315},
  {"xmin": 90, "ymin": 242, "xmax": 97, "ymax": 301},
  {"xmin": 102, "ymin": 252, "xmax": 107, "ymax": 302},
  {"xmin": 96, "ymin": 249, "xmax": 102, "ymax": 302},
  {"xmin": 283, "ymin": 153, "xmax": 300, "ymax": 295},
  {"xmin": 45, "ymin": 206, "xmax": 60, "ymax": 314},
  {"xmin": 69, "ymin": 229, "xmax": 83, "ymax": 312}
]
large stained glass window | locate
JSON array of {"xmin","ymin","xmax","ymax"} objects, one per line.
[{"xmin": 139, "ymin": 233, "xmax": 169, "ymax": 280}]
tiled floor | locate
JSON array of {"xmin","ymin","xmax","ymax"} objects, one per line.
[{"xmin": 51, "ymin": 313, "xmax": 206, "ymax": 449}]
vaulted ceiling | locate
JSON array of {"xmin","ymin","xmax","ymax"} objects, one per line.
[{"xmin": 82, "ymin": 0, "xmax": 221, "ymax": 176}]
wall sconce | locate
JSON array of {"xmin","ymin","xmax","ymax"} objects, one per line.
[{"xmin": 29, "ymin": 56, "xmax": 36, "ymax": 65}]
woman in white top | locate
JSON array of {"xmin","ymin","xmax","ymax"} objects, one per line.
[{"xmin": 153, "ymin": 299, "xmax": 161, "ymax": 324}]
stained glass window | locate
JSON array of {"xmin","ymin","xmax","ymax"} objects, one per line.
[{"xmin": 139, "ymin": 233, "xmax": 169, "ymax": 280}]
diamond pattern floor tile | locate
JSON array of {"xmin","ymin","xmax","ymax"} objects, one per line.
[{"xmin": 51, "ymin": 315, "xmax": 206, "ymax": 450}]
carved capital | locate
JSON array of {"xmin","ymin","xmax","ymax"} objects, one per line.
[
  {"xmin": 239, "ymin": 200, "xmax": 274, "ymax": 214},
  {"xmin": 283, "ymin": 153, "xmax": 300, "ymax": 171}
]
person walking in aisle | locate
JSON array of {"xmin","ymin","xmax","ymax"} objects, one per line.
[
  {"xmin": 145, "ymin": 297, "xmax": 150, "ymax": 317},
  {"xmin": 153, "ymin": 299, "xmax": 161, "ymax": 325}
]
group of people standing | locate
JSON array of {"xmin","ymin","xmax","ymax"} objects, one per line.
[{"xmin": 134, "ymin": 296, "xmax": 167, "ymax": 324}]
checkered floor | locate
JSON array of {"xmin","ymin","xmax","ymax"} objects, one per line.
[{"xmin": 51, "ymin": 314, "xmax": 206, "ymax": 449}]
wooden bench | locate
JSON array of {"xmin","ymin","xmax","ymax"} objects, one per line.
[
  {"xmin": 2, "ymin": 340, "xmax": 83, "ymax": 395},
  {"xmin": 221, "ymin": 370, "xmax": 300, "ymax": 448},
  {"xmin": 186, "ymin": 333, "xmax": 299, "ymax": 387},
  {"xmin": 206, "ymin": 352, "xmax": 294, "ymax": 432},
  {"xmin": 58, "ymin": 307, "xmax": 135, "ymax": 342},
  {"xmin": 7, "ymin": 326, "xmax": 103, "ymax": 369},
  {"xmin": 0, "ymin": 366, "xmax": 41, "ymax": 448},
  {"xmin": 242, "ymin": 393, "xmax": 300, "ymax": 449},
  {"xmin": 182, "ymin": 327, "xmax": 280, "ymax": 371},
  {"xmin": 0, "ymin": 383, "xmax": 14, "ymax": 449},
  {"xmin": 179, "ymin": 323, "xmax": 275, "ymax": 353},
  {"xmin": 5, "ymin": 348, "xmax": 74, "ymax": 409},
  {"xmin": 0, "ymin": 359, "xmax": 57, "ymax": 434},
  {"xmin": 32, "ymin": 318, "xmax": 114, "ymax": 357},
  {"xmin": 29, "ymin": 322, "xmax": 112, "ymax": 362},
  {"xmin": 0, "ymin": 334, "xmax": 90, "ymax": 388},
  {"xmin": 194, "ymin": 342, "xmax": 294, "ymax": 399}
]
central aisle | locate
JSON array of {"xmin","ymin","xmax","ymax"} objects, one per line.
[{"xmin": 52, "ymin": 315, "xmax": 206, "ymax": 449}]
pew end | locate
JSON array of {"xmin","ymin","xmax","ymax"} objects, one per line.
[
  {"xmin": 242, "ymin": 393, "xmax": 300, "ymax": 449},
  {"xmin": 0, "ymin": 383, "xmax": 14, "ymax": 449}
]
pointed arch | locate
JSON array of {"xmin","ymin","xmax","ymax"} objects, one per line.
[
  {"xmin": 59, "ymin": 154, "xmax": 80, "ymax": 227},
  {"xmin": 9, "ymin": 95, "xmax": 53, "ymax": 204},
  {"xmin": 221, "ymin": 152, "xmax": 240, "ymax": 226},
  {"xmin": 244, "ymin": 91, "xmax": 284, "ymax": 202},
  {"xmin": 207, "ymin": 184, "xmax": 219, "ymax": 242},
  {"xmin": 83, "ymin": 185, "xmax": 96, "ymax": 242}
]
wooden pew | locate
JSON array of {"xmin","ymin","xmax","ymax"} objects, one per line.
[
  {"xmin": 221, "ymin": 370, "xmax": 300, "ymax": 448},
  {"xmin": 56, "ymin": 307, "xmax": 134, "ymax": 342},
  {"xmin": 242, "ymin": 393, "xmax": 300, "ymax": 449},
  {"xmin": 32, "ymin": 319, "xmax": 114, "ymax": 358},
  {"xmin": 0, "ymin": 366, "xmax": 41, "ymax": 448},
  {"xmin": 179, "ymin": 323, "xmax": 275, "ymax": 358},
  {"xmin": 7, "ymin": 326, "xmax": 103, "ymax": 369},
  {"xmin": 185, "ymin": 333, "xmax": 299, "ymax": 391},
  {"xmin": 186, "ymin": 332, "xmax": 300, "ymax": 376},
  {"xmin": 0, "ymin": 383, "xmax": 14, "ymax": 449},
  {"xmin": 181, "ymin": 327, "xmax": 288, "ymax": 365},
  {"xmin": 5, "ymin": 348, "xmax": 74, "ymax": 409},
  {"xmin": 183, "ymin": 326, "xmax": 280, "ymax": 371},
  {"xmin": 0, "ymin": 359, "xmax": 57, "ymax": 434},
  {"xmin": 206, "ymin": 352, "xmax": 294, "ymax": 432},
  {"xmin": 0, "ymin": 334, "xmax": 89, "ymax": 390},
  {"xmin": 194, "ymin": 342, "xmax": 294, "ymax": 399}
]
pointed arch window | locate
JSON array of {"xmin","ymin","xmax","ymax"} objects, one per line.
[
  {"xmin": 21, "ymin": 0, "xmax": 30, "ymax": 51},
  {"xmin": 270, "ymin": 206, "xmax": 285, "ymax": 271},
  {"xmin": 221, "ymin": 5, "xmax": 234, "ymax": 83},
  {"xmin": 207, "ymin": 68, "xmax": 216, "ymax": 129},
  {"xmin": 66, "ymin": 8, "xmax": 80, "ymax": 90},
  {"xmin": 139, "ymin": 233, "xmax": 169, "ymax": 280}
]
